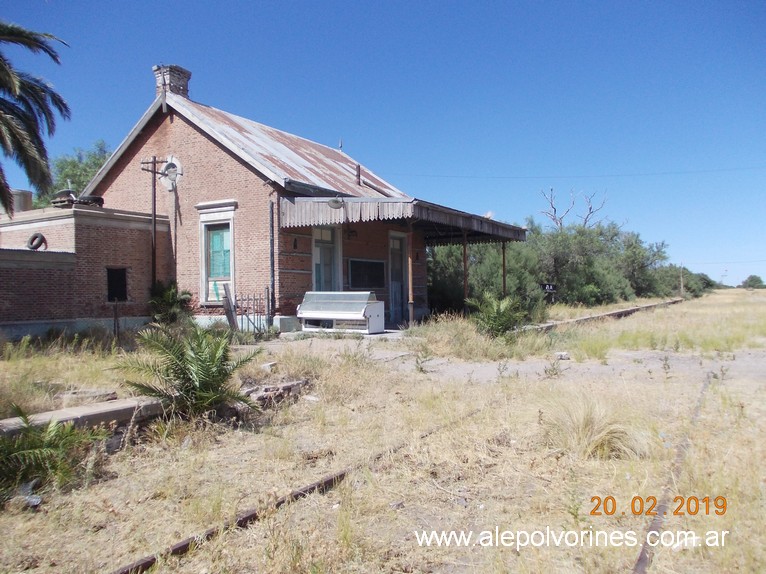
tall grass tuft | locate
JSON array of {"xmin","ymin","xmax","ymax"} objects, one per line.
[{"xmin": 540, "ymin": 396, "xmax": 652, "ymax": 460}]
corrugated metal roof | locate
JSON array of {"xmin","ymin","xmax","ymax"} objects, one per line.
[
  {"xmin": 170, "ymin": 95, "xmax": 409, "ymax": 199},
  {"xmin": 280, "ymin": 197, "xmax": 526, "ymax": 244}
]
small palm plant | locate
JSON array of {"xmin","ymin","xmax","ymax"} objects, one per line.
[
  {"xmin": 149, "ymin": 281, "xmax": 193, "ymax": 325},
  {"xmin": 1, "ymin": 405, "xmax": 108, "ymax": 501},
  {"xmin": 465, "ymin": 292, "xmax": 527, "ymax": 337},
  {"xmin": 117, "ymin": 324, "xmax": 259, "ymax": 419}
]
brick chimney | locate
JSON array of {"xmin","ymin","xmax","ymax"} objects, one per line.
[{"xmin": 153, "ymin": 64, "xmax": 191, "ymax": 98}]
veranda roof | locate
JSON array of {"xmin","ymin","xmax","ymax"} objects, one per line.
[{"xmin": 279, "ymin": 196, "xmax": 526, "ymax": 245}]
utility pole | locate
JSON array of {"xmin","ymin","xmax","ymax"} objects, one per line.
[{"xmin": 141, "ymin": 156, "xmax": 168, "ymax": 287}]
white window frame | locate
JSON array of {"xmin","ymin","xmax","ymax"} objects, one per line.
[{"xmin": 196, "ymin": 200, "xmax": 237, "ymax": 305}]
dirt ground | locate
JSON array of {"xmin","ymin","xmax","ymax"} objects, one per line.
[{"xmin": 1, "ymin": 291, "xmax": 764, "ymax": 573}]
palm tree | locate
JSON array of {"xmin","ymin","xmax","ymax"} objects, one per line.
[
  {"xmin": 117, "ymin": 324, "xmax": 260, "ymax": 419},
  {"xmin": 0, "ymin": 21, "xmax": 70, "ymax": 216}
]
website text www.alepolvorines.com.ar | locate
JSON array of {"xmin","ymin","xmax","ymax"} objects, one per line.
[{"xmin": 414, "ymin": 526, "xmax": 730, "ymax": 552}]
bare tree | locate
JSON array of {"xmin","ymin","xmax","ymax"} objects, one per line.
[
  {"xmin": 541, "ymin": 189, "xmax": 607, "ymax": 229},
  {"xmin": 578, "ymin": 192, "xmax": 607, "ymax": 228},
  {"xmin": 540, "ymin": 188, "xmax": 575, "ymax": 229}
]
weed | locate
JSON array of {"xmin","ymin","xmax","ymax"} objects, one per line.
[
  {"xmin": 415, "ymin": 350, "xmax": 433, "ymax": 373},
  {"xmin": 661, "ymin": 355, "xmax": 671, "ymax": 378},
  {"xmin": 543, "ymin": 359, "xmax": 563, "ymax": 379},
  {"xmin": 565, "ymin": 470, "xmax": 583, "ymax": 528}
]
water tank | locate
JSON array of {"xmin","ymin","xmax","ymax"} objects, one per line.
[{"xmin": 12, "ymin": 189, "xmax": 33, "ymax": 212}]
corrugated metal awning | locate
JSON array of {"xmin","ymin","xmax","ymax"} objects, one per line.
[{"xmin": 279, "ymin": 197, "xmax": 525, "ymax": 244}]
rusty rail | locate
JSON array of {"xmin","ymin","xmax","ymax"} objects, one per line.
[
  {"xmin": 631, "ymin": 371, "xmax": 715, "ymax": 574},
  {"xmin": 111, "ymin": 408, "xmax": 482, "ymax": 574}
]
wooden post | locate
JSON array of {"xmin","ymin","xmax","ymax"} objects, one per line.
[
  {"xmin": 407, "ymin": 223, "xmax": 415, "ymax": 327},
  {"xmin": 502, "ymin": 241, "xmax": 507, "ymax": 297}
]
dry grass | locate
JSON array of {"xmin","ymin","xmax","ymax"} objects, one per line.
[
  {"xmin": 405, "ymin": 312, "xmax": 511, "ymax": 362},
  {"xmin": 1, "ymin": 289, "xmax": 765, "ymax": 573},
  {"xmin": 0, "ymin": 336, "xmax": 125, "ymax": 419}
]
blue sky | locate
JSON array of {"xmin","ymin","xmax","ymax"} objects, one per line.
[{"xmin": 3, "ymin": 0, "xmax": 765, "ymax": 286}]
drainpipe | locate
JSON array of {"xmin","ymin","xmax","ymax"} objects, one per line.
[{"xmin": 269, "ymin": 201, "xmax": 276, "ymax": 327}]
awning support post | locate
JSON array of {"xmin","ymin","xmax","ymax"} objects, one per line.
[
  {"xmin": 462, "ymin": 231, "xmax": 469, "ymax": 314},
  {"xmin": 502, "ymin": 241, "xmax": 507, "ymax": 297}
]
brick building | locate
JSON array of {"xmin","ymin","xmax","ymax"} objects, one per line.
[
  {"xmin": 0, "ymin": 205, "xmax": 171, "ymax": 338},
  {"xmin": 0, "ymin": 65, "xmax": 525, "ymax": 337}
]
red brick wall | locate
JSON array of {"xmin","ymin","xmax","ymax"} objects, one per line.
[
  {"xmin": 71, "ymin": 214, "xmax": 172, "ymax": 319},
  {"xmin": 0, "ymin": 251, "xmax": 76, "ymax": 322}
]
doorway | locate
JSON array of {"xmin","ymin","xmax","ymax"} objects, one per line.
[
  {"xmin": 389, "ymin": 234, "xmax": 407, "ymax": 324},
  {"xmin": 313, "ymin": 227, "xmax": 338, "ymax": 291}
]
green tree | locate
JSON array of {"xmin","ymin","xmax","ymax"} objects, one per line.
[
  {"xmin": 40, "ymin": 139, "xmax": 110, "ymax": 202},
  {"xmin": 530, "ymin": 221, "xmax": 633, "ymax": 305},
  {"xmin": 618, "ymin": 231, "xmax": 667, "ymax": 297},
  {"xmin": 0, "ymin": 21, "xmax": 70, "ymax": 216},
  {"xmin": 740, "ymin": 275, "xmax": 765, "ymax": 289},
  {"xmin": 651, "ymin": 265, "xmax": 712, "ymax": 298}
]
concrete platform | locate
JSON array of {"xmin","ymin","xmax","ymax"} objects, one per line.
[{"xmin": 0, "ymin": 397, "xmax": 163, "ymax": 436}]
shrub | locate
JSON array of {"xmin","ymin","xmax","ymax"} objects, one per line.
[{"xmin": 117, "ymin": 323, "xmax": 259, "ymax": 419}]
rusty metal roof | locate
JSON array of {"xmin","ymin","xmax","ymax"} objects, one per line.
[{"xmin": 170, "ymin": 95, "xmax": 409, "ymax": 199}]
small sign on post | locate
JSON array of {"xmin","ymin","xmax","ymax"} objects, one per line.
[{"xmin": 540, "ymin": 283, "xmax": 557, "ymax": 303}]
